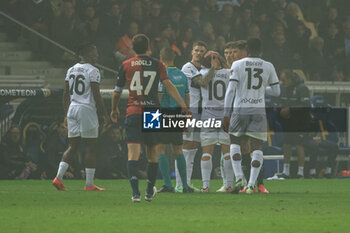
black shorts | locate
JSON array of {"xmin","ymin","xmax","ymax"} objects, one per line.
[
  {"xmin": 125, "ymin": 114, "xmax": 160, "ymax": 145},
  {"xmin": 159, "ymin": 132, "xmax": 183, "ymax": 145}
]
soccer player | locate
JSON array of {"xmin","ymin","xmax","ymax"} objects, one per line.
[
  {"xmin": 110, "ymin": 34, "xmax": 190, "ymax": 202},
  {"xmin": 176, "ymin": 41, "xmax": 215, "ymax": 192},
  {"xmin": 157, "ymin": 47, "xmax": 193, "ymax": 193},
  {"xmin": 52, "ymin": 42, "xmax": 108, "ymax": 191},
  {"xmin": 224, "ymin": 42, "xmax": 235, "ymax": 68},
  {"xmin": 223, "ymin": 38, "xmax": 280, "ymax": 194},
  {"xmin": 198, "ymin": 52, "xmax": 232, "ymax": 192}
]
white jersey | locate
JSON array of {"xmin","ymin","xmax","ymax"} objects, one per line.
[
  {"xmin": 65, "ymin": 63, "xmax": 101, "ymax": 109},
  {"xmin": 230, "ymin": 57, "xmax": 279, "ymax": 114},
  {"xmin": 181, "ymin": 62, "xmax": 201, "ymax": 112},
  {"xmin": 200, "ymin": 68, "xmax": 230, "ymax": 119}
]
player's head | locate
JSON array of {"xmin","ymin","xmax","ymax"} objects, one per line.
[
  {"xmin": 232, "ymin": 40, "xmax": 247, "ymax": 62},
  {"xmin": 247, "ymin": 38, "xmax": 262, "ymax": 57},
  {"xmin": 191, "ymin": 41, "xmax": 208, "ymax": 64},
  {"xmin": 77, "ymin": 42, "xmax": 98, "ymax": 64},
  {"xmin": 202, "ymin": 51, "xmax": 223, "ymax": 69},
  {"xmin": 132, "ymin": 34, "xmax": 149, "ymax": 55},
  {"xmin": 160, "ymin": 47, "xmax": 175, "ymax": 64},
  {"xmin": 224, "ymin": 41, "xmax": 235, "ymax": 66}
]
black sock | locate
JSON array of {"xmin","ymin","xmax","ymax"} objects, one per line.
[
  {"xmin": 146, "ymin": 162, "xmax": 158, "ymax": 195},
  {"xmin": 257, "ymin": 166, "xmax": 264, "ymax": 186},
  {"xmin": 127, "ymin": 160, "xmax": 140, "ymax": 196},
  {"xmin": 242, "ymin": 153, "xmax": 251, "ymax": 182}
]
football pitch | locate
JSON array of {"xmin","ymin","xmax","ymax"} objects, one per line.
[{"xmin": 1, "ymin": 179, "xmax": 349, "ymax": 233}]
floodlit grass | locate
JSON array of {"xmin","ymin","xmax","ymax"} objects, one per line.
[{"xmin": 0, "ymin": 179, "xmax": 349, "ymax": 233}]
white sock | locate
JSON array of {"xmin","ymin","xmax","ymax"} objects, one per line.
[
  {"xmin": 56, "ymin": 161, "xmax": 69, "ymax": 181},
  {"xmin": 283, "ymin": 163, "xmax": 290, "ymax": 176},
  {"xmin": 230, "ymin": 144, "xmax": 243, "ymax": 181},
  {"xmin": 220, "ymin": 153, "xmax": 226, "ymax": 186},
  {"xmin": 310, "ymin": 168, "xmax": 316, "ymax": 175},
  {"xmin": 175, "ymin": 162, "xmax": 182, "ymax": 187},
  {"xmin": 201, "ymin": 153, "xmax": 212, "ymax": 188},
  {"xmin": 223, "ymin": 153, "xmax": 233, "ymax": 188},
  {"xmin": 85, "ymin": 168, "xmax": 96, "ymax": 187},
  {"xmin": 298, "ymin": 166, "xmax": 304, "ymax": 176},
  {"xmin": 325, "ymin": 167, "xmax": 332, "ymax": 174},
  {"xmin": 183, "ymin": 149, "xmax": 197, "ymax": 186},
  {"xmin": 248, "ymin": 150, "xmax": 263, "ymax": 188}
]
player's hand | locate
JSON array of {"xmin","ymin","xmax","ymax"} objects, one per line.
[
  {"xmin": 210, "ymin": 52, "xmax": 221, "ymax": 70},
  {"xmin": 223, "ymin": 117, "xmax": 230, "ymax": 133},
  {"xmin": 110, "ymin": 109, "xmax": 120, "ymax": 123},
  {"xmin": 182, "ymin": 107, "xmax": 192, "ymax": 119},
  {"xmin": 280, "ymin": 107, "xmax": 290, "ymax": 119}
]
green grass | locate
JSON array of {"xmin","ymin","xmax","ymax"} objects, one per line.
[{"xmin": 0, "ymin": 179, "xmax": 349, "ymax": 233}]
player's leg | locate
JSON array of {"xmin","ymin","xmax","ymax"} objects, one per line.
[
  {"xmin": 145, "ymin": 143, "xmax": 159, "ymax": 201},
  {"xmin": 246, "ymin": 137, "xmax": 264, "ymax": 194},
  {"xmin": 173, "ymin": 144, "xmax": 193, "ymax": 192},
  {"xmin": 216, "ymin": 153, "xmax": 227, "ymax": 192},
  {"xmin": 221, "ymin": 144, "xmax": 233, "ymax": 191},
  {"xmin": 125, "ymin": 114, "xmax": 144, "ymax": 201},
  {"xmin": 240, "ymin": 137, "xmax": 251, "ymax": 186},
  {"xmin": 182, "ymin": 135, "xmax": 200, "ymax": 189},
  {"xmin": 83, "ymin": 137, "xmax": 104, "ymax": 191},
  {"xmin": 157, "ymin": 143, "xmax": 174, "ymax": 192},
  {"xmin": 128, "ymin": 143, "xmax": 142, "ymax": 198},
  {"xmin": 200, "ymin": 144, "xmax": 214, "ymax": 192},
  {"xmin": 230, "ymin": 135, "xmax": 245, "ymax": 193},
  {"xmin": 53, "ymin": 136, "xmax": 80, "ymax": 190}
]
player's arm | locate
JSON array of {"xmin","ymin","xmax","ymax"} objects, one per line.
[
  {"xmin": 223, "ymin": 76, "xmax": 238, "ymax": 132},
  {"xmin": 192, "ymin": 55, "xmax": 220, "ymax": 87},
  {"xmin": 91, "ymin": 82, "xmax": 109, "ymax": 123},
  {"xmin": 185, "ymin": 93, "xmax": 190, "ymax": 107},
  {"xmin": 110, "ymin": 65, "xmax": 126, "ymax": 123},
  {"xmin": 162, "ymin": 79, "xmax": 191, "ymax": 115},
  {"xmin": 63, "ymin": 81, "xmax": 70, "ymax": 115},
  {"xmin": 266, "ymin": 64, "xmax": 281, "ymax": 97},
  {"xmin": 266, "ymin": 83, "xmax": 280, "ymax": 97},
  {"xmin": 111, "ymin": 90, "xmax": 121, "ymax": 123}
]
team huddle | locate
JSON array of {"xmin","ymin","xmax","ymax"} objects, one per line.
[{"xmin": 52, "ymin": 34, "xmax": 280, "ymax": 202}]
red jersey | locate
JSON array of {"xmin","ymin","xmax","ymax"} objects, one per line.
[{"xmin": 115, "ymin": 56, "xmax": 169, "ymax": 116}]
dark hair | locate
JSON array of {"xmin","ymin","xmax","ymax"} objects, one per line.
[
  {"xmin": 192, "ymin": 41, "xmax": 208, "ymax": 49},
  {"xmin": 232, "ymin": 40, "xmax": 247, "ymax": 50},
  {"xmin": 160, "ymin": 47, "xmax": 175, "ymax": 61},
  {"xmin": 76, "ymin": 42, "xmax": 96, "ymax": 57},
  {"xmin": 247, "ymin": 38, "xmax": 261, "ymax": 55},
  {"xmin": 132, "ymin": 34, "xmax": 149, "ymax": 54}
]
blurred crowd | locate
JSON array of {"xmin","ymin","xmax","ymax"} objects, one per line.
[
  {"xmin": 0, "ymin": 121, "xmax": 132, "ymax": 180},
  {"xmin": 1, "ymin": 0, "xmax": 350, "ymax": 81}
]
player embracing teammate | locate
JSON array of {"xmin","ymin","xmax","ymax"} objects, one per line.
[{"xmin": 224, "ymin": 38, "xmax": 280, "ymax": 194}]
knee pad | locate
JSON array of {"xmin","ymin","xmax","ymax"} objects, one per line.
[
  {"xmin": 230, "ymin": 144, "xmax": 241, "ymax": 160},
  {"xmin": 251, "ymin": 150, "xmax": 263, "ymax": 168},
  {"xmin": 202, "ymin": 153, "xmax": 212, "ymax": 161},
  {"xmin": 223, "ymin": 152, "xmax": 230, "ymax": 160}
]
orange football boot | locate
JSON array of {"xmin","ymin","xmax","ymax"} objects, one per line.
[
  {"xmin": 84, "ymin": 185, "xmax": 105, "ymax": 191},
  {"xmin": 258, "ymin": 184, "xmax": 269, "ymax": 194},
  {"xmin": 52, "ymin": 177, "xmax": 66, "ymax": 191}
]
